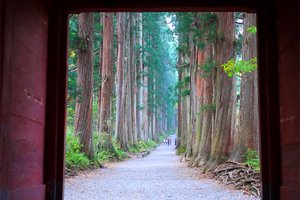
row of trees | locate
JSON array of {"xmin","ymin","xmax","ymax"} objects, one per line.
[
  {"xmin": 175, "ymin": 12, "xmax": 259, "ymax": 171},
  {"xmin": 67, "ymin": 13, "xmax": 177, "ymax": 158},
  {"xmin": 67, "ymin": 12, "xmax": 259, "ymax": 172}
]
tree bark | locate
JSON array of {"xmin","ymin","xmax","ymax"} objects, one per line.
[
  {"xmin": 116, "ymin": 13, "xmax": 127, "ymax": 149},
  {"xmin": 136, "ymin": 13, "xmax": 143, "ymax": 140},
  {"xmin": 176, "ymin": 55, "xmax": 183, "ymax": 149},
  {"xmin": 99, "ymin": 13, "xmax": 114, "ymax": 150},
  {"xmin": 230, "ymin": 13, "xmax": 259, "ymax": 162},
  {"xmin": 204, "ymin": 12, "xmax": 235, "ymax": 170},
  {"xmin": 192, "ymin": 41, "xmax": 214, "ymax": 168},
  {"xmin": 74, "ymin": 13, "xmax": 95, "ymax": 158},
  {"xmin": 185, "ymin": 25, "xmax": 197, "ymax": 159},
  {"xmin": 142, "ymin": 33, "xmax": 149, "ymax": 141},
  {"xmin": 130, "ymin": 13, "xmax": 138, "ymax": 145},
  {"xmin": 97, "ymin": 13, "xmax": 103, "ymax": 133}
]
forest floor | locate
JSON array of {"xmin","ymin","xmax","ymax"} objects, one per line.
[{"xmin": 64, "ymin": 135, "xmax": 259, "ymax": 200}]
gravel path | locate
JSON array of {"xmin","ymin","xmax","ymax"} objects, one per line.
[{"xmin": 64, "ymin": 135, "xmax": 259, "ymax": 200}]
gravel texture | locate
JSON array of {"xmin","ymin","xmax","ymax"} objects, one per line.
[{"xmin": 64, "ymin": 135, "xmax": 260, "ymax": 200}]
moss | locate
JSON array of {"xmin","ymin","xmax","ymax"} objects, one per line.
[{"xmin": 176, "ymin": 146, "xmax": 186, "ymax": 155}]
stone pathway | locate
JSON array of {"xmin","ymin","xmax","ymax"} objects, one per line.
[{"xmin": 64, "ymin": 135, "xmax": 259, "ymax": 200}]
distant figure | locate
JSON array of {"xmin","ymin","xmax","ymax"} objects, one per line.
[
  {"xmin": 175, "ymin": 138, "xmax": 177, "ymax": 146},
  {"xmin": 164, "ymin": 138, "xmax": 168, "ymax": 145},
  {"xmin": 169, "ymin": 137, "xmax": 172, "ymax": 145}
]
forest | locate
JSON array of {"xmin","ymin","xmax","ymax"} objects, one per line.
[{"xmin": 66, "ymin": 12, "xmax": 259, "ymax": 196}]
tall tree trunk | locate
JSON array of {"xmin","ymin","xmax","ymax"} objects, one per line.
[
  {"xmin": 191, "ymin": 31, "xmax": 214, "ymax": 168},
  {"xmin": 204, "ymin": 12, "xmax": 235, "ymax": 170},
  {"xmin": 185, "ymin": 26, "xmax": 197, "ymax": 159},
  {"xmin": 136, "ymin": 13, "xmax": 143, "ymax": 140},
  {"xmin": 124, "ymin": 13, "xmax": 134, "ymax": 145},
  {"xmin": 99, "ymin": 13, "xmax": 114, "ymax": 150},
  {"xmin": 74, "ymin": 13, "xmax": 94, "ymax": 158},
  {"xmin": 130, "ymin": 13, "xmax": 138, "ymax": 145},
  {"xmin": 142, "ymin": 38, "xmax": 149, "ymax": 141},
  {"xmin": 180, "ymin": 65, "xmax": 190, "ymax": 151},
  {"xmin": 230, "ymin": 13, "xmax": 258, "ymax": 162},
  {"xmin": 116, "ymin": 13, "xmax": 127, "ymax": 149},
  {"xmin": 176, "ymin": 58, "xmax": 183, "ymax": 149},
  {"xmin": 97, "ymin": 14, "xmax": 103, "ymax": 133}
]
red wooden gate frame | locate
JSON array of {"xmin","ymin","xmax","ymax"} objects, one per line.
[{"xmin": 44, "ymin": 1, "xmax": 281, "ymax": 199}]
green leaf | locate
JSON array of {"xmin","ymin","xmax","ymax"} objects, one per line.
[
  {"xmin": 247, "ymin": 26, "xmax": 257, "ymax": 34},
  {"xmin": 222, "ymin": 57, "xmax": 257, "ymax": 77}
]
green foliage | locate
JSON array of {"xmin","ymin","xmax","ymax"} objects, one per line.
[
  {"xmin": 96, "ymin": 149, "xmax": 116, "ymax": 162},
  {"xmin": 192, "ymin": 13, "xmax": 217, "ymax": 48},
  {"xmin": 94, "ymin": 133, "xmax": 127, "ymax": 161},
  {"xmin": 172, "ymin": 12, "xmax": 194, "ymax": 53},
  {"xmin": 183, "ymin": 76, "xmax": 190, "ymax": 84},
  {"xmin": 65, "ymin": 130, "xmax": 91, "ymax": 170},
  {"xmin": 164, "ymin": 129, "xmax": 176, "ymax": 136},
  {"xmin": 200, "ymin": 57, "xmax": 217, "ymax": 77},
  {"xmin": 180, "ymin": 89, "xmax": 190, "ymax": 97},
  {"xmin": 66, "ymin": 107, "xmax": 75, "ymax": 126},
  {"xmin": 141, "ymin": 12, "xmax": 178, "ymax": 117},
  {"xmin": 128, "ymin": 140, "xmax": 157, "ymax": 153},
  {"xmin": 96, "ymin": 141, "xmax": 127, "ymax": 162},
  {"xmin": 174, "ymin": 79, "xmax": 187, "ymax": 90},
  {"xmin": 113, "ymin": 140, "xmax": 128, "ymax": 160},
  {"xmin": 176, "ymin": 146, "xmax": 186, "ymax": 155},
  {"xmin": 243, "ymin": 149, "xmax": 260, "ymax": 171},
  {"xmin": 247, "ymin": 26, "xmax": 257, "ymax": 34},
  {"xmin": 200, "ymin": 104, "xmax": 216, "ymax": 112},
  {"xmin": 221, "ymin": 57, "xmax": 257, "ymax": 77},
  {"xmin": 158, "ymin": 134, "xmax": 165, "ymax": 144}
]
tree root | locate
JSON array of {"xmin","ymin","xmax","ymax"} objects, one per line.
[{"xmin": 213, "ymin": 161, "xmax": 261, "ymax": 197}]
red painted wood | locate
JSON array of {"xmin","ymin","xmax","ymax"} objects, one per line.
[
  {"xmin": 10, "ymin": 46, "xmax": 46, "ymax": 122},
  {"xmin": 281, "ymin": 144, "xmax": 300, "ymax": 168},
  {"xmin": 44, "ymin": 6, "xmax": 68, "ymax": 200},
  {"xmin": 257, "ymin": 4, "xmax": 282, "ymax": 199},
  {"xmin": 0, "ymin": 0, "xmax": 298, "ymax": 200},
  {"xmin": 45, "ymin": 1, "xmax": 290, "ymax": 199},
  {"xmin": 277, "ymin": 0, "xmax": 299, "ymax": 146},
  {"xmin": 276, "ymin": 0, "xmax": 300, "ymax": 199},
  {"xmin": 8, "ymin": 115, "xmax": 44, "ymax": 189},
  {"xmin": 1, "ymin": 0, "xmax": 48, "ymax": 198},
  {"xmin": 9, "ymin": 185, "xmax": 45, "ymax": 200},
  {"xmin": 0, "ymin": 0, "xmax": 6, "ymax": 197},
  {"xmin": 61, "ymin": 0, "xmax": 257, "ymax": 13},
  {"xmin": 281, "ymin": 167, "xmax": 300, "ymax": 189},
  {"xmin": 280, "ymin": 187, "xmax": 300, "ymax": 200}
]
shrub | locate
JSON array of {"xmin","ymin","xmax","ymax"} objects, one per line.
[
  {"xmin": 96, "ymin": 149, "xmax": 116, "ymax": 162},
  {"xmin": 158, "ymin": 134, "xmax": 165, "ymax": 144},
  {"xmin": 65, "ymin": 130, "xmax": 91, "ymax": 170},
  {"xmin": 176, "ymin": 146, "xmax": 186, "ymax": 155},
  {"xmin": 94, "ymin": 134, "xmax": 127, "ymax": 162},
  {"xmin": 128, "ymin": 140, "xmax": 158, "ymax": 153},
  {"xmin": 112, "ymin": 140, "xmax": 128, "ymax": 160},
  {"xmin": 243, "ymin": 149, "xmax": 260, "ymax": 171}
]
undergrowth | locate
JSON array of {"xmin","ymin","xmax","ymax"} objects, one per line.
[
  {"xmin": 176, "ymin": 146, "xmax": 186, "ymax": 155},
  {"xmin": 65, "ymin": 127, "xmax": 164, "ymax": 171},
  {"xmin": 128, "ymin": 140, "xmax": 157, "ymax": 153},
  {"xmin": 94, "ymin": 133, "xmax": 127, "ymax": 162},
  {"xmin": 65, "ymin": 130, "xmax": 91, "ymax": 170},
  {"xmin": 243, "ymin": 149, "xmax": 260, "ymax": 171}
]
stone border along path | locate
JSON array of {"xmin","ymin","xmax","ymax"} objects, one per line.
[{"xmin": 64, "ymin": 134, "xmax": 260, "ymax": 200}]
